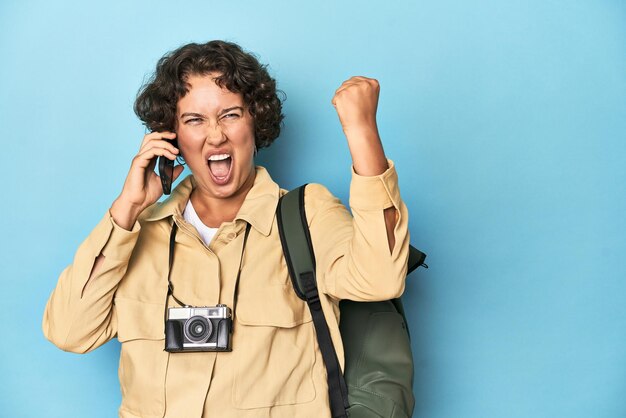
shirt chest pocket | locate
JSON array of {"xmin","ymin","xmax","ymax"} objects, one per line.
[
  {"xmin": 115, "ymin": 298, "xmax": 169, "ymax": 417},
  {"xmin": 232, "ymin": 283, "xmax": 317, "ymax": 409}
]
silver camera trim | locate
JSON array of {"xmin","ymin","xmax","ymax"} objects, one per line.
[{"xmin": 167, "ymin": 305, "xmax": 231, "ymax": 320}]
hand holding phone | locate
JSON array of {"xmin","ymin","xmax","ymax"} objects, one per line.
[{"xmin": 110, "ymin": 132, "xmax": 182, "ymax": 230}]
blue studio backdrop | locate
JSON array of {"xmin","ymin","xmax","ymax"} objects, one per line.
[{"xmin": 1, "ymin": 1, "xmax": 625, "ymax": 417}]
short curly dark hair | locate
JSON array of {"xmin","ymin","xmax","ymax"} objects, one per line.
[{"xmin": 134, "ymin": 40, "xmax": 285, "ymax": 149}]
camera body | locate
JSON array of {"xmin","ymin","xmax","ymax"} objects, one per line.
[{"xmin": 165, "ymin": 304, "xmax": 232, "ymax": 352}]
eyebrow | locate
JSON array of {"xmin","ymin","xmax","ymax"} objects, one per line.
[{"xmin": 180, "ymin": 106, "xmax": 244, "ymax": 119}]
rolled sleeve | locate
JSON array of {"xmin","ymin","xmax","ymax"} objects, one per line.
[
  {"xmin": 349, "ymin": 159, "xmax": 401, "ymax": 211},
  {"xmin": 101, "ymin": 211, "xmax": 141, "ymax": 260}
]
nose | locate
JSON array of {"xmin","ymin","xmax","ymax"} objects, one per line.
[{"xmin": 204, "ymin": 122, "xmax": 227, "ymax": 146}]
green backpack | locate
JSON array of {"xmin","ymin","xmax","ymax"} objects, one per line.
[{"xmin": 276, "ymin": 185, "xmax": 428, "ymax": 418}]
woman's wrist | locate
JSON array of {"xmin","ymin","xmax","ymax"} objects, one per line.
[
  {"xmin": 110, "ymin": 197, "xmax": 143, "ymax": 231},
  {"xmin": 345, "ymin": 126, "xmax": 389, "ymax": 176}
]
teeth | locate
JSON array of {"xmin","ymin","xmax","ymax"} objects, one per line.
[{"xmin": 208, "ymin": 154, "xmax": 231, "ymax": 161}]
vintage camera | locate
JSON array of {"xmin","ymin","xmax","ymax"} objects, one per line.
[{"xmin": 165, "ymin": 304, "xmax": 232, "ymax": 352}]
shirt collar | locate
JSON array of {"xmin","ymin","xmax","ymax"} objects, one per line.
[{"xmin": 141, "ymin": 166, "xmax": 280, "ymax": 237}]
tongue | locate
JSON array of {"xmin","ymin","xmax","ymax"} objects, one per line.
[{"xmin": 208, "ymin": 158, "xmax": 231, "ymax": 178}]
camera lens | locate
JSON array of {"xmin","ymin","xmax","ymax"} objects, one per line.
[{"xmin": 184, "ymin": 316, "xmax": 213, "ymax": 343}]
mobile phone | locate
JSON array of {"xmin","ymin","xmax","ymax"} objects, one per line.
[{"xmin": 158, "ymin": 138, "xmax": 179, "ymax": 195}]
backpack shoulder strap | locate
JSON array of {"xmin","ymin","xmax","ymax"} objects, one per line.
[
  {"xmin": 277, "ymin": 184, "xmax": 349, "ymax": 418},
  {"xmin": 276, "ymin": 184, "xmax": 315, "ymax": 299}
]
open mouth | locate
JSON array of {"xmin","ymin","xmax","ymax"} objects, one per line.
[{"xmin": 207, "ymin": 154, "xmax": 233, "ymax": 185}]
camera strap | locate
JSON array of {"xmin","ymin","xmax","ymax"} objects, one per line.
[
  {"xmin": 166, "ymin": 222, "xmax": 187, "ymax": 307},
  {"xmin": 231, "ymin": 223, "xmax": 252, "ymax": 326},
  {"xmin": 163, "ymin": 220, "xmax": 252, "ymax": 328}
]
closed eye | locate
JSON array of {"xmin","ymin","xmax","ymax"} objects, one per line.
[{"xmin": 185, "ymin": 113, "xmax": 241, "ymax": 125}]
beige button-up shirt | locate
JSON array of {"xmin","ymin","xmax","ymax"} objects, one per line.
[{"xmin": 43, "ymin": 161, "xmax": 410, "ymax": 418}]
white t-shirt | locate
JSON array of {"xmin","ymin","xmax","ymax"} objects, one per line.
[{"xmin": 183, "ymin": 199, "xmax": 218, "ymax": 246}]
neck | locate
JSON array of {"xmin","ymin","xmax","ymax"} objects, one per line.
[{"xmin": 190, "ymin": 168, "xmax": 257, "ymax": 228}]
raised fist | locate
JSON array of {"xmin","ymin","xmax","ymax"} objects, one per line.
[{"xmin": 331, "ymin": 76, "xmax": 380, "ymax": 134}]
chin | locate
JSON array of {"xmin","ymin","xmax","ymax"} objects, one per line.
[
  {"xmin": 208, "ymin": 182, "xmax": 239, "ymax": 198},
  {"xmin": 212, "ymin": 187, "xmax": 239, "ymax": 199},
  {"xmin": 209, "ymin": 174, "xmax": 248, "ymax": 199}
]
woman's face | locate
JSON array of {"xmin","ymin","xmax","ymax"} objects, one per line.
[{"xmin": 176, "ymin": 73, "xmax": 256, "ymax": 202}]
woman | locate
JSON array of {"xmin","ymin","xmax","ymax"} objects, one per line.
[{"xmin": 43, "ymin": 40, "xmax": 410, "ymax": 418}]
